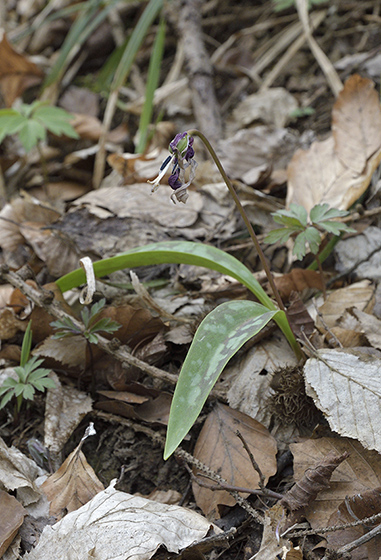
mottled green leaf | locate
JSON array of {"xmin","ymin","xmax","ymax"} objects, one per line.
[{"xmin": 164, "ymin": 301, "xmax": 280, "ymax": 459}]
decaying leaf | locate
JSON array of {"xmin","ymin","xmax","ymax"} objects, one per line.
[
  {"xmin": 0, "ymin": 490, "xmax": 26, "ymax": 558},
  {"xmin": 26, "ymin": 482, "xmax": 217, "ymax": 560},
  {"xmin": 335, "ymin": 226, "xmax": 381, "ymax": 282},
  {"xmin": 44, "ymin": 372, "xmax": 93, "ymax": 464},
  {"xmin": 0, "ymin": 30, "xmax": 44, "ymax": 106},
  {"xmin": 0, "ymin": 438, "xmax": 42, "ymax": 506},
  {"xmin": 290, "ymin": 437, "xmax": 381, "ymax": 528},
  {"xmin": 275, "ymin": 269, "xmax": 324, "ymax": 302},
  {"xmin": 316, "ymin": 279, "xmax": 375, "ymax": 330},
  {"xmin": 281, "ymin": 450, "xmax": 349, "ymax": 511},
  {"xmin": 41, "ymin": 441, "xmax": 103, "ymax": 518},
  {"xmin": 254, "ymin": 503, "xmax": 290, "ymax": 560},
  {"xmin": 304, "ymin": 349, "xmax": 381, "ymax": 453},
  {"xmin": 326, "ymin": 487, "xmax": 381, "ymax": 560},
  {"xmin": 192, "ymin": 403, "xmax": 277, "ymax": 517},
  {"xmin": 350, "ymin": 308, "xmax": 381, "ymax": 350},
  {"xmin": 287, "ymin": 75, "xmax": 381, "ymax": 212}
]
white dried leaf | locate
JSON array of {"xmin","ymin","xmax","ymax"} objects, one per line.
[
  {"xmin": 24, "ymin": 483, "xmax": 216, "ymax": 560},
  {"xmin": 304, "ymin": 349, "xmax": 381, "ymax": 453}
]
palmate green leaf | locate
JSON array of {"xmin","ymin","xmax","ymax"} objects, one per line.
[
  {"xmin": 272, "ymin": 203, "xmax": 308, "ymax": 228},
  {"xmin": 88, "ymin": 298, "xmax": 106, "ymax": 321},
  {"xmin": 164, "ymin": 301, "xmax": 281, "ymax": 459},
  {"xmin": 18, "ymin": 120, "xmax": 46, "ymax": 151},
  {"xmin": 0, "ymin": 391, "xmax": 15, "ymax": 409},
  {"xmin": 293, "ymin": 227, "xmax": 321, "ymax": 259},
  {"xmin": 56, "ymin": 241, "xmax": 299, "ymax": 356},
  {"xmin": 317, "ymin": 221, "xmax": 355, "ymax": 235},
  {"xmin": 0, "ymin": 110, "xmax": 26, "ymax": 142},
  {"xmin": 22, "ymin": 384, "xmax": 35, "ymax": 401},
  {"xmin": 32, "ymin": 377, "xmax": 56, "ymax": 392},
  {"xmin": 264, "ymin": 227, "xmax": 295, "ymax": 245},
  {"xmin": 89, "ymin": 317, "xmax": 120, "ymax": 335}
]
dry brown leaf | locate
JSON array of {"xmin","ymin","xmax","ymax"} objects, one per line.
[
  {"xmin": 332, "ymin": 74, "xmax": 381, "ymax": 174},
  {"xmin": 281, "ymin": 451, "xmax": 349, "ymax": 511},
  {"xmin": 326, "ymin": 487, "xmax": 381, "ymax": 560},
  {"xmin": 350, "ymin": 308, "xmax": 381, "ymax": 350},
  {"xmin": 71, "ymin": 113, "xmax": 104, "ymax": 141},
  {"xmin": 0, "ymin": 30, "xmax": 44, "ymax": 106},
  {"xmin": 317, "ymin": 280, "xmax": 375, "ymax": 331},
  {"xmin": 275, "ymin": 268, "xmax": 324, "ymax": 301},
  {"xmin": 290, "ymin": 437, "xmax": 381, "ymax": 528},
  {"xmin": 286, "ymin": 292, "xmax": 315, "ymax": 340},
  {"xmin": 192, "ymin": 403, "xmax": 277, "ymax": 517},
  {"xmin": 287, "ymin": 75, "xmax": 381, "ymax": 212},
  {"xmin": 0, "ymin": 490, "xmax": 26, "ymax": 557},
  {"xmin": 0, "ymin": 308, "xmax": 26, "ymax": 340},
  {"xmin": 36, "ymin": 335, "xmax": 87, "ymax": 369},
  {"xmin": 41, "ymin": 443, "xmax": 104, "ymax": 519},
  {"xmin": 255, "ymin": 503, "xmax": 290, "ymax": 560}
]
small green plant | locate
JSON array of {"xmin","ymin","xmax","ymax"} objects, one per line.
[
  {"xmin": 0, "ymin": 100, "xmax": 79, "ymax": 152},
  {"xmin": 51, "ymin": 298, "xmax": 120, "ymax": 344},
  {"xmin": 0, "ymin": 322, "xmax": 55, "ymax": 413},
  {"xmin": 265, "ymin": 202, "xmax": 355, "ymax": 260}
]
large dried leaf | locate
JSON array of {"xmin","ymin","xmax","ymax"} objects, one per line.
[
  {"xmin": 41, "ymin": 443, "xmax": 104, "ymax": 518},
  {"xmin": 335, "ymin": 226, "xmax": 381, "ymax": 282},
  {"xmin": 25, "ymin": 483, "xmax": 216, "ymax": 560},
  {"xmin": 0, "ymin": 490, "xmax": 26, "ymax": 557},
  {"xmin": 290, "ymin": 437, "xmax": 381, "ymax": 528},
  {"xmin": 332, "ymin": 74, "xmax": 381, "ymax": 174},
  {"xmin": 304, "ymin": 349, "xmax": 381, "ymax": 453},
  {"xmin": 327, "ymin": 487, "xmax": 381, "ymax": 560},
  {"xmin": 192, "ymin": 403, "xmax": 277, "ymax": 517},
  {"xmin": 287, "ymin": 75, "xmax": 381, "ymax": 212}
]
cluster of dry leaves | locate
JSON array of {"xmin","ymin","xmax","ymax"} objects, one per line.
[{"xmin": 0, "ymin": 2, "xmax": 381, "ymax": 560}]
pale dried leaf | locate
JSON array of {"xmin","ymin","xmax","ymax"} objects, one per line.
[
  {"xmin": 192, "ymin": 403, "xmax": 277, "ymax": 516},
  {"xmin": 332, "ymin": 74, "xmax": 381, "ymax": 174},
  {"xmin": 304, "ymin": 349, "xmax": 381, "ymax": 453},
  {"xmin": 335, "ymin": 226, "xmax": 381, "ymax": 282},
  {"xmin": 317, "ymin": 280, "xmax": 375, "ymax": 330},
  {"xmin": 0, "ymin": 308, "xmax": 26, "ymax": 340},
  {"xmin": 287, "ymin": 75, "xmax": 381, "ymax": 212},
  {"xmin": 44, "ymin": 373, "xmax": 93, "ymax": 460},
  {"xmin": 227, "ymin": 334, "xmax": 298, "ymax": 425},
  {"xmin": 290, "ymin": 437, "xmax": 381, "ymax": 528},
  {"xmin": 230, "ymin": 88, "xmax": 298, "ymax": 130},
  {"xmin": 41, "ymin": 445, "xmax": 104, "ymax": 518},
  {"xmin": 0, "ymin": 438, "xmax": 42, "ymax": 506},
  {"xmin": 25, "ymin": 483, "xmax": 216, "ymax": 560},
  {"xmin": 351, "ymin": 308, "xmax": 381, "ymax": 349},
  {"xmin": 36, "ymin": 335, "xmax": 86, "ymax": 368},
  {"xmin": 255, "ymin": 504, "xmax": 290, "ymax": 560}
]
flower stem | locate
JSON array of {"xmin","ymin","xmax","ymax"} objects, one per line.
[{"xmin": 188, "ymin": 129, "xmax": 286, "ymax": 313}]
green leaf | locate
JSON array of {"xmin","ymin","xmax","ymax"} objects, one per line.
[
  {"xmin": 20, "ymin": 321, "xmax": 33, "ymax": 367},
  {"xmin": 86, "ymin": 333, "xmax": 99, "ymax": 344},
  {"xmin": 88, "ymin": 298, "xmax": 106, "ymax": 320},
  {"xmin": 310, "ymin": 203, "xmax": 349, "ymax": 224},
  {"xmin": 293, "ymin": 227, "xmax": 321, "ymax": 259},
  {"xmin": 14, "ymin": 383, "xmax": 26, "ymax": 397},
  {"xmin": 315, "ymin": 221, "xmax": 355, "ymax": 235},
  {"xmin": 32, "ymin": 378, "xmax": 56, "ymax": 392},
  {"xmin": 0, "ymin": 391, "xmax": 15, "ymax": 409},
  {"xmin": 272, "ymin": 204, "xmax": 308, "ymax": 228},
  {"xmin": 89, "ymin": 318, "xmax": 120, "ymax": 335},
  {"xmin": 28, "ymin": 368, "xmax": 52, "ymax": 383},
  {"xmin": 164, "ymin": 301, "xmax": 280, "ymax": 459},
  {"xmin": 264, "ymin": 227, "xmax": 295, "ymax": 245},
  {"xmin": 0, "ymin": 111, "xmax": 26, "ymax": 142},
  {"xmin": 18, "ymin": 119, "xmax": 46, "ymax": 151},
  {"xmin": 22, "ymin": 384, "xmax": 35, "ymax": 400},
  {"xmin": 0, "ymin": 378, "xmax": 18, "ymax": 393},
  {"xmin": 56, "ymin": 241, "xmax": 300, "ymax": 357}
]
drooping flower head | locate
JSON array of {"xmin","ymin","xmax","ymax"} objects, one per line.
[{"xmin": 148, "ymin": 132, "xmax": 197, "ymax": 204}]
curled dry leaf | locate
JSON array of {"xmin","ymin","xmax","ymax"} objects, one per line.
[
  {"xmin": 192, "ymin": 403, "xmax": 277, "ymax": 517},
  {"xmin": 304, "ymin": 349, "xmax": 381, "ymax": 453},
  {"xmin": 290, "ymin": 437, "xmax": 381, "ymax": 528},
  {"xmin": 41, "ymin": 443, "xmax": 104, "ymax": 519},
  {"xmin": 287, "ymin": 75, "xmax": 381, "ymax": 212},
  {"xmin": 25, "ymin": 483, "xmax": 216, "ymax": 560},
  {"xmin": 274, "ymin": 269, "xmax": 324, "ymax": 302},
  {"xmin": 326, "ymin": 487, "xmax": 381, "ymax": 560},
  {"xmin": 280, "ymin": 450, "xmax": 349, "ymax": 512}
]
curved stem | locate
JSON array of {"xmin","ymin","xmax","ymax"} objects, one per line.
[{"xmin": 188, "ymin": 129, "xmax": 286, "ymax": 313}]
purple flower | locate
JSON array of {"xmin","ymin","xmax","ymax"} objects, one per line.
[{"xmin": 148, "ymin": 131, "xmax": 197, "ymax": 204}]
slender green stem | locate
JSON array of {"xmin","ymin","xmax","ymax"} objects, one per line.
[{"xmin": 188, "ymin": 129, "xmax": 286, "ymax": 313}]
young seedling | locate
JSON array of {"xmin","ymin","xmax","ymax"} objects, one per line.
[
  {"xmin": 265, "ymin": 202, "xmax": 355, "ymax": 297},
  {"xmin": 0, "ymin": 100, "xmax": 79, "ymax": 152},
  {"xmin": 0, "ymin": 322, "xmax": 55, "ymax": 416},
  {"xmin": 51, "ymin": 298, "xmax": 121, "ymax": 387}
]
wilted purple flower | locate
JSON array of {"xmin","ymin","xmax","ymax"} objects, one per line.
[{"xmin": 148, "ymin": 132, "xmax": 197, "ymax": 204}]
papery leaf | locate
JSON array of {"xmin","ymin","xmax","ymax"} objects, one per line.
[
  {"xmin": 164, "ymin": 301, "xmax": 280, "ymax": 459},
  {"xmin": 280, "ymin": 451, "xmax": 349, "ymax": 511}
]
